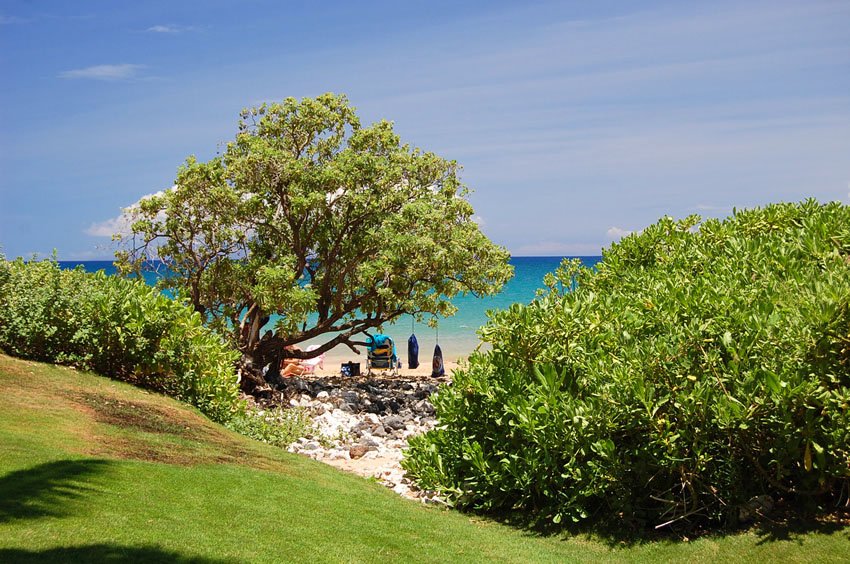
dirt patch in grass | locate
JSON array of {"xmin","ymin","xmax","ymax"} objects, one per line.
[
  {"xmin": 75, "ymin": 392, "xmax": 203, "ymax": 439},
  {"xmin": 1, "ymin": 354, "xmax": 298, "ymax": 474},
  {"xmin": 67, "ymin": 390, "xmax": 288, "ymax": 471}
]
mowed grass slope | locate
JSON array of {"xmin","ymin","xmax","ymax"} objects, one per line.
[{"xmin": 0, "ymin": 354, "xmax": 847, "ymax": 563}]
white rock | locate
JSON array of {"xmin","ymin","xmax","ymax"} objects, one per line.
[
  {"xmin": 270, "ymin": 376, "xmax": 450, "ymax": 503},
  {"xmin": 364, "ymin": 413, "xmax": 380, "ymax": 425},
  {"xmin": 393, "ymin": 484, "xmax": 411, "ymax": 496}
]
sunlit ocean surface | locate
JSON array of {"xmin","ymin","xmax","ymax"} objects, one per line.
[{"xmin": 59, "ymin": 256, "xmax": 601, "ymax": 364}]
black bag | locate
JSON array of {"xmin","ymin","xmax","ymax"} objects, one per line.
[
  {"xmin": 341, "ymin": 362, "xmax": 361, "ymax": 377},
  {"xmin": 408, "ymin": 333, "xmax": 420, "ymax": 369},
  {"xmin": 431, "ymin": 344, "xmax": 444, "ymax": 378}
]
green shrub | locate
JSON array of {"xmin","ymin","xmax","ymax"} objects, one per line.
[
  {"xmin": 403, "ymin": 200, "xmax": 850, "ymax": 529},
  {"xmin": 0, "ymin": 256, "xmax": 241, "ymax": 422},
  {"xmin": 226, "ymin": 406, "xmax": 315, "ymax": 448}
]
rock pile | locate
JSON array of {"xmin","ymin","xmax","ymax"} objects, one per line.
[{"xmin": 259, "ymin": 373, "xmax": 449, "ymax": 504}]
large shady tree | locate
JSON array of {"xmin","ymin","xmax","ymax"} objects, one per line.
[{"xmin": 117, "ymin": 93, "xmax": 512, "ymax": 387}]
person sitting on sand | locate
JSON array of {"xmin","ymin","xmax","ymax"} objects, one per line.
[{"xmin": 281, "ymin": 345, "xmax": 306, "ymax": 377}]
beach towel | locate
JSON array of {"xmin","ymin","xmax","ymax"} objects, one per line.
[
  {"xmin": 408, "ymin": 334, "xmax": 420, "ymax": 369},
  {"xmin": 431, "ymin": 344, "xmax": 444, "ymax": 377},
  {"xmin": 367, "ymin": 334, "xmax": 395, "ymax": 356}
]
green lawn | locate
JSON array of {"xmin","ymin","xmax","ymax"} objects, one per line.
[{"xmin": 1, "ymin": 354, "xmax": 847, "ymax": 563}]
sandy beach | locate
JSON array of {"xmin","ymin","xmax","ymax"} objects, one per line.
[{"xmin": 310, "ymin": 358, "xmax": 459, "ymax": 378}]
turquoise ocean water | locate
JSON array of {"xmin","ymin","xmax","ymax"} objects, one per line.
[{"xmin": 59, "ymin": 256, "xmax": 600, "ymax": 364}]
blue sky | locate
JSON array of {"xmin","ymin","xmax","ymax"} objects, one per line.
[{"xmin": 1, "ymin": 0, "xmax": 848, "ymax": 259}]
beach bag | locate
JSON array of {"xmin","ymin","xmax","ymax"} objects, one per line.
[
  {"xmin": 341, "ymin": 362, "xmax": 360, "ymax": 377},
  {"xmin": 431, "ymin": 344, "xmax": 444, "ymax": 378},
  {"xmin": 408, "ymin": 334, "xmax": 420, "ymax": 369}
]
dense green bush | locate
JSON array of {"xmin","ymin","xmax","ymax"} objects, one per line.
[
  {"xmin": 0, "ymin": 256, "xmax": 241, "ymax": 422},
  {"xmin": 403, "ymin": 200, "xmax": 850, "ymax": 529},
  {"xmin": 225, "ymin": 406, "xmax": 316, "ymax": 448}
]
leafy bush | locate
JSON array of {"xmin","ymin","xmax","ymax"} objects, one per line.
[
  {"xmin": 0, "ymin": 256, "xmax": 241, "ymax": 422},
  {"xmin": 403, "ymin": 200, "xmax": 850, "ymax": 529},
  {"xmin": 226, "ymin": 406, "xmax": 315, "ymax": 448}
]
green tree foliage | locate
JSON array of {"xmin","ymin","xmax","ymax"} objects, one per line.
[
  {"xmin": 116, "ymin": 93, "xmax": 512, "ymax": 382},
  {"xmin": 0, "ymin": 256, "xmax": 241, "ymax": 422},
  {"xmin": 403, "ymin": 200, "xmax": 850, "ymax": 529}
]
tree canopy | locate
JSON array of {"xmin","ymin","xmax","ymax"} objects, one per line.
[{"xmin": 116, "ymin": 93, "xmax": 512, "ymax": 377}]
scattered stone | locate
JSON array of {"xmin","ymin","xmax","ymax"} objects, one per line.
[
  {"xmin": 415, "ymin": 399, "xmax": 435, "ymax": 415},
  {"xmin": 383, "ymin": 415, "xmax": 406, "ymax": 430},
  {"xmin": 252, "ymin": 372, "xmax": 448, "ymax": 504},
  {"xmin": 290, "ymin": 378, "xmax": 310, "ymax": 392},
  {"xmin": 352, "ymin": 420, "xmax": 371, "ymax": 433},
  {"xmin": 341, "ymin": 390, "xmax": 359, "ymax": 404},
  {"xmin": 349, "ymin": 445, "xmax": 370, "ymax": 459},
  {"xmin": 364, "ymin": 413, "xmax": 381, "ymax": 425},
  {"xmin": 360, "ymin": 437, "xmax": 379, "ymax": 448}
]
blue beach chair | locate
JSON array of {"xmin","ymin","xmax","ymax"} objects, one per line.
[{"xmin": 365, "ymin": 334, "xmax": 399, "ymax": 377}]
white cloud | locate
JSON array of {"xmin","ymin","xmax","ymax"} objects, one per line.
[
  {"xmin": 472, "ymin": 214, "xmax": 485, "ymax": 226},
  {"xmin": 59, "ymin": 64, "xmax": 144, "ymax": 81},
  {"xmin": 606, "ymin": 226, "xmax": 633, "ymax": 239},
  {"xmin": 85, "ymin": 189, "xmax": 169, "ymax": 238},
  {"xmin": 146, "ymin": 24, "xmax": 191, "ymax": 33},
  {"xmin": 85, "ymin": 215, "xmax": 134, "ymax": 237}
]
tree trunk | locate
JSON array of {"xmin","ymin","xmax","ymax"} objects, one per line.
[
  {"xmin": 236, "ymin": 355, "xmax": 267, "ymax": 393},
  {"xmin": 235, "ymin": 330, "xmax": 288, "ymax": 394}
]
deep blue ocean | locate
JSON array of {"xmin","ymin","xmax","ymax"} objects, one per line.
[{"xmin": 59, "ymin": 256, "xmax": 601, "ymax": 363}]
